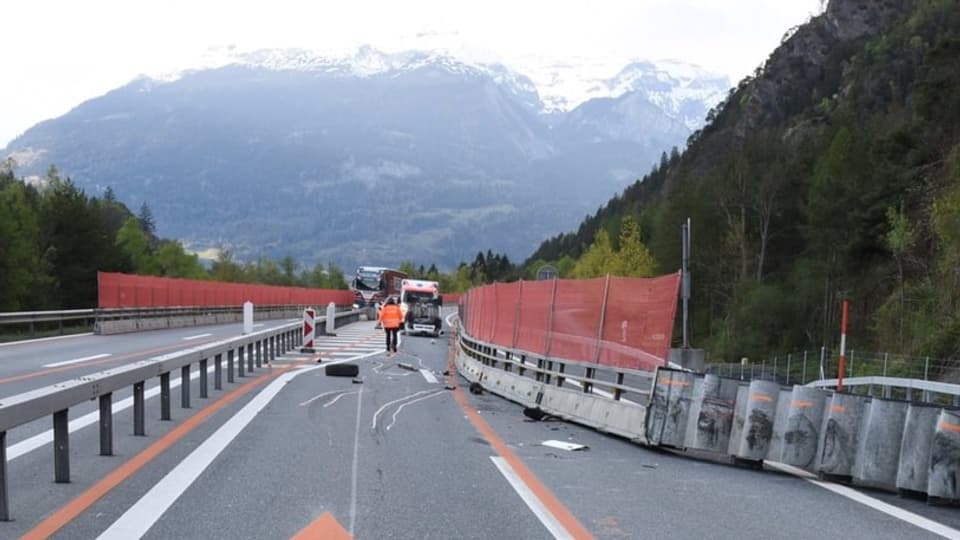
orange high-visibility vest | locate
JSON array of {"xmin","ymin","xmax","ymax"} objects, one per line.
[{"xmin": 379, "ymin": 304, "xmax": 404, "ymax": 329}]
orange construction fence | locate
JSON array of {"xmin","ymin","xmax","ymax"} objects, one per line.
[
  {"xmin": 458, "ymin": 273, "xmax": 681, "ymax": 372},
  {"xmin": 98, "ymin": 272, "xmax": 356, "ymax": 308}
]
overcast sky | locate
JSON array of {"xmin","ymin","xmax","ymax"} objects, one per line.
[{"xmin": 1, "ymin": 0, "xmax": 823, "ymax": 148}]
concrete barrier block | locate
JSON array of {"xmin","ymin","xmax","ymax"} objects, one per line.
[
  {"xmin": 766, "ymin": 388, "xmax": 793, "ymax": 461},
  {"xmin": 735, "ymin": 380, "xmax": 779, "ymax": 460},
  {"xmin": 646, "ymin": 369, "xmax": 696, "ymax": 448},
  {"xmin": 928, "ymin": 409, "xmax": 960, "ymax": 501},
  {"xmin": 817, "ymin": 393, "xmax": 868, "ymax": 477},
  {"xmin": 853, "ymin": 399, "xmax": 908, "ymax": 489},
  {"xmin": 684, "ymin": 374, "xmax": 737, "ymax": 453},
  {"xmin": 896, "ymin": 404, "xmax": 941, "ymax": 493},
  {"xmin": 780, "ymin": 386, "xmax": 829, "ymax": 469},
  {"xmin": 728, "ymin": 385, "xmax": 750, "ymax": 455}
]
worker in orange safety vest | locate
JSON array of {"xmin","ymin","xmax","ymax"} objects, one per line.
[{"xmin": 379, "ymin": 297, "xmax": 404, "ymax": 355}]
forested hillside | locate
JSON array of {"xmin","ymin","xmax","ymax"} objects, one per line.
[{"xmin": 528, "ymin": 0, "xmax": 960, "ymax": 361}]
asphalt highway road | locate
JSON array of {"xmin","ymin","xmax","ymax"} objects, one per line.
[{"xmin": 1, "ymin": 316, "xmax": 959, "ymax": 539}]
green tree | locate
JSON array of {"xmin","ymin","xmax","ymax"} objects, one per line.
[
  {"xmin": 572, "ymin": 229, "xmax": 616, "ymax": 278},
  {"xmin": 115, "ymin": 217, "xmax": 158, "ymax": 274},
  {"xmin": 886, "ymin": 204, "xmax": 915, "ymax": 349},
  {"xmin": 154, "ymin": 241, "xmax": 206, "ymax": 279},
  {"xmin": 210, "ymin": 247, "xmax": 244, "ymax": 282},
  {"xmin": 613, "ymin": 215, "xmax": 657, "ymax": 277},
  {"xmin": 0, "ymin": 182, "xmax": 41, "ymax": 310}
]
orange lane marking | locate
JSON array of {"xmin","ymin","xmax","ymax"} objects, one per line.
[
  {"xmin": 939, "ymin": 421, "xmax": 960, "ymax": 434},
  {"xmin": 791, "ymin": 400, "xmax": 814, "ymax": 408},
  {"xmin": 830, "ymin": 404, "xmax": 847, "ymax": 413},
  {"xmin": 750, "ymin": 393, "xmax": 774, "ymax": 403},
  {"xmin": 0, "ymin": 337, "xmax": 221, "ymax": 385},
  {"xmin": 20, "ymin": 358, "xmax": 309, "ymax": 540},
  {"xmin": 657, "ymin": 378, "xmax": 689, "ymax": 387},
  {"xmin": 290, "ymin": 511, "xmax": 353, "ymax": 540},
  {"xmin": 447, "ymin": 336, "xmax": 594, "ymax": 540}
]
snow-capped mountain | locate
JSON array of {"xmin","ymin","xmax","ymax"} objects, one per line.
[{"xmin": 3, "ymin": 46, "xmax": 731, "ymax": 269}]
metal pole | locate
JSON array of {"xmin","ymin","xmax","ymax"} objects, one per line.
[
  {"xmin": 199, "ymin": 358, "xmax": 208, "ymax": 399},
  {"xmin": 99, "ymin": 393, "xmax": 113, "ymax": 456},
  {"xmin": 54, "ymin": 409, "xmax": 70, "ymax": 483},
  {"xmin": 512, "ymin": 280, "xmax": 523, "ymax": 350},
  {"xmin": 838, "ymin": 299, "xmax": 849, "ymax": 392},
  {"xmin": 247, "ymin": 343, "xmax": 254, "ymax": 372},
  {"xmin": 228, "ymin": 349, "xmax": 235, "ymax": 383},
  {"xmin": 133, "ymin": 381, "xmax": 145, "ymax": 436},
  {"xmin": 802, "ymin": 351, "xmax": 807, "ymax": 384},
  {"xmin": 0, "ymin": 431, "xmax": 8, "ymax": 521},
  {"xmin": 215, "ymin": 353, "xmax": 222, "ymax": 391},
  {"xmin": 786, "ymin": 354, "xmax": 791, "ymax": 386},
  {"xmin": 883, "ymin": 352, "xmax": 888, "ymax": 377},
  {"xmin": 682, "ymin": 218, "xmax": 691, "ymax": 348},
  {"xmin": 181, "ymin": 365, "xmax": 191, "ymax": 408},
  {"xmin": 819, "ymin": 346, "xmax": 826, "ymax": 381},
  {"xmin": 545, "ymin": 278, "xmax": 558, "ymax": 357},
  {"xmin": 923, "ymin": 356, "xmax": 931, "ymax": 402},
  {"xmin": 255, "ymin": 340, "xmax": 262, "ymax": 368},
  {"xmin": 593, "ymin": 274, "xmax": 611, "ymax": 364},
  {"xmin": 238, "ymin": 346, "xmax": 246, "ymax": 377},
  {"xmin": 160, "ymin": 372, "xmax": 171, "ymax": 420}
]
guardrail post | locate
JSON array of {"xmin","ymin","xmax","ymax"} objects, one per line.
[
  {"xmin": 583, "ymin": 367, "xmax": 595, "ymax": 393},
  {"xmin": 256, "ymin": 340, "xmax": 262, "ymax": 368},
  {"xmin": 228, "ymin": 349, "xmax": 236, "ymax": 382},
  {"xmin": 536, "ymin": 358, "xmax": 544, "ymax": 382},
  {"xmin": 614, "ymin": 372, "xmax": 625, "ymax": 401},
  {"xmin": 270, "ymin": 336, "xmax": 276, "ymax": 363},
  {"xmin": 0, "ymin": 431, "xmax": 8, "ymax": 520},
  {"xmin": 215, "ymin": 353, "xmax": 223, "ymax": 390},
  {"xmin": 181, "ymin": 365, "xmax": 191, "ymax": 408},
  {"xmin": 134, "ymin": 382, "xmax": 145, "ymax": 436},
  {"xmin": 247, "ymin": 343, "xmax": 254, "ymax": 372},
  {"xmin": 556, "ymin": 363, "xmax": 565, "ymax": 387},
  {"xmin": 160, "ymin": 372, "xmax": 171, "ymax": 420},
  {"xmin": 200, "ymin": 358, "xmax": 208, "ymax": 398},
  {"xmin": 238, "ymin": 346, "xmax": 246, "ymax": 377},
  {"xmin": 54, "ymin": 409, "xmax": 70, "ymax": 483},
  {"xmin": 518, "ymin": 354, "xmax": 526, "ymax": 377},
  {"xmin": 99, "ymin": 393, "xmax": 113, "ymax": 456}
]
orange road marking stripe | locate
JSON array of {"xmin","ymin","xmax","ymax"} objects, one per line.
[
  {"xmin": 750, "ymin": 393, "xmax": 773, "ymax": 403},
  {"xmin": 290, "ymin": 512, "xmax": 353, "ymax": 540},
  {"xmin": 830, "ymin": 404, "xmax": 847, "ymax": 413},
  {"xmin": 939, "ymin": 421, "xmax": 960, "ymax": 433},
  {"xmin": 657, "ymin": 377, "xmax": 689, "ymax": 387},
  {"xmin": 20, "ymin": 360, "xmax": 305, "ymax": 540},
  {"xmin": 0, "ymin": 338, "xmax": 220, "ymax": 385},
  {"xmin": 447, "ymin": 336, "xmax": 594, "ymax": 539},
  {"xmin": 791, "ymin": 400, "xmax": 814, "ymax": 408}
]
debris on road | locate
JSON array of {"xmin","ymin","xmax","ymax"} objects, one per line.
[{"xmin": 541, "ymin": 440, "xmax": 588, "ymax": 451}]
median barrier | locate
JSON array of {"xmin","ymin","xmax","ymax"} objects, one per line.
[
  {"xmin": 646, "ymin": 369, "xmax": 695, "ymax": 447},
  {"xmin": 853, "ymin": 399, "xmax": 908, "ymax": 488},
  {"xmin": 817, "ymin": 392, "xmax": 868, "ymax": 479},
  {"xmin": 898, "ymin": 404, "xmax": 940, "ymax": 494},
  {"xmin": 780, "ymin": 386, "xmax": 828, "ymax": 468},
  {"xmin": 928, "ymin": 409, "xmax": 960, "ymax": 500},
  {"xmin": 734, "ymin": 380, "xmax": 779, "ymax": 461},
  {"xmin": 685, "ymin": 374, "xmax": 737, "ymax": 453}
]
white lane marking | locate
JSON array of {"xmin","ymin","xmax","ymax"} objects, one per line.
[
  {"xmin": 182, "ymin": 333, "xmax": 212, "ymax": 341},
  {"xmin": 97, "ymin": 352, "xmax": 374, "ymax": 540},
  {"xmin": 371, "ymin": 390, "xmax": 437, "ymax": 430},
  {"xmin": 0, "ymin": 332, "xmax": 95, "ymax": 348},
  {"xmin": 298, "ymin": 389, "xmax": 349, "ymax": 407},
  {"xmin": 490, "ymin": 456, "xmax": 573, "ymax": 540},
  {"xmin": 348, "ymin": 386, "xmax": 363, "ymax": 535},
  {"xmin": 385, "ymin": 391, "xmax": 445, "ymax": 431},
  {"xmin": 43, "ymin": 352, "xmax": 111, "ymax": 368},
  {"xmin": 324, "ymin": 391, "xmax": 360, "ymax": 408},
  {"xmin": 8, "ymin": 364, "xmax": 212, "ymax": 461},
  {"xmin": 766, "ymin": 462, "xmax": 960, "ymax": 539},
  {"xmin": 419, "ymin": 369, "xmax": 439, "ymax": 384}
]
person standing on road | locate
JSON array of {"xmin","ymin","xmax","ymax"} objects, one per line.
[{"xmin": 379, "ymin": 297, "xmax": 403, "ymax": 356}]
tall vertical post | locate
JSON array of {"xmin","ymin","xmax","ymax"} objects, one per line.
[
  {"xmin": 133, "ymin": 381, "xmax": 145, "ymax": 436},
  {"xmin": 0, "ymin": 431, "xmax": 8, "ymax": 521},
  {"xmin": 512, "ymin": 280, "xmax": 523, "ymax": 350},
  {"xmin": 681, "ymin": 217, "xmax": 691, "ymax": 348},
  {"xmin": 593, "ymin": 274, "xmax": 611, "ymax": 364},
  {"xmin": 837, "ymin": 299, "xmax": 849, "ymax": 392},
  {"xmin": 545, "ymin": 277, "xmax": 558, "ymax": 357},
  {"xmin": 54, "ymin": 409, "xmax": 70, "ymax": 483},
  {"xmin": 99, "ymin": 393, "xmax": 113, "ymax": 456}
]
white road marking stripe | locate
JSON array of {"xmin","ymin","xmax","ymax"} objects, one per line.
[
  {"xmin": 419, "ymin": 369, "xmax": 439, "ymax": 384},
  {"xmin": 490, "ymin": 456, "xmax": 572, "ymax": 540},
  {"xmin": 766, "ymin": 462, "xmax": 960, "ymax": 539},
  {"xmin": 385, "ymin": 391, "xmax": 445, "ymax": 431},
  {"xmin": 43, "ymin": 353, "xmax": 112, "ymax": 368},
  {"xmin": 182, "ymin": 333, "xmax": 212, "ymax": 341},
  {"xmin": 0, "ymin": 332, "xmax": 95, "ymax": 348},
  {"xmin": 324, "ymin": 391, "xmax": 360, "ymax": 408},
  {"xmin": 371, "ymin": 390, "xmax": 437, "ymax": 430},
  {"xmin": 96, "ymin": 352, "xmax": 377, "ymax": 540},
  {"xmin": 348, "ymin": 386, "xmax": 363, "ymax": 535},
  {"xmin": 298, "ymin": 389, "xmax": 349, "ymax": 407},
  {"xmin": 326, "ymin": 351, "xmax": 372, "ymax": 357}
]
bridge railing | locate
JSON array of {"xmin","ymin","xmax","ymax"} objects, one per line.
[{"xmin": 0, "ymin": 309, "xmax": 361, "ymax": 520}]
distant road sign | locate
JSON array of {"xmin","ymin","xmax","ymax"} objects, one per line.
[{"xmin": 536, "ymin": 265, "xmax": 559, "ymax": 281}]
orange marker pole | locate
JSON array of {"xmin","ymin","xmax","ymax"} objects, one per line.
[{"xmin": 837, "ymin": 299, "xmax": 849, "ymax": 393}]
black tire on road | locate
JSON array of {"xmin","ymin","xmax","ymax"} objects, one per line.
[{"xmin": 326, "ymin": 363, "xmax": 360, "ymax": 377}]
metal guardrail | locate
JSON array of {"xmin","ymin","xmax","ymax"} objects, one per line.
[
  {"xmin": 808, "ymin": 375, "xmax": 960, "ymax": 404},
  {"xmin": 0, "ymin": 309, "xmax": 361, "ymax": 520}
]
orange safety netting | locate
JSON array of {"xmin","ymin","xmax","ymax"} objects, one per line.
[
  {"xmin": 97, "ymin": 271, "xmax": 356, "ymax": 308},
  {"xmin": 459, "ymin": 273, "xmax": 681, "ymax": 371}
]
